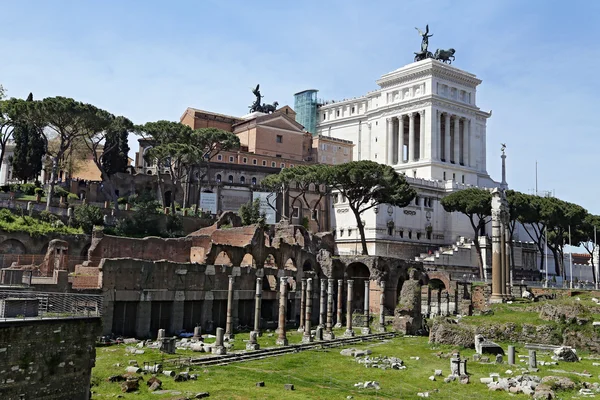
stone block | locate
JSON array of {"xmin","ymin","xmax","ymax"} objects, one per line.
[{"xmin": 284, "ymin": 384, "xmax": 295, "ymax": 390}]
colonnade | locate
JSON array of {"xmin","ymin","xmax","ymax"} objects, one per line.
[{"xmin": 436, "ymin": 111, "xmax": 472, "ymax": 167}]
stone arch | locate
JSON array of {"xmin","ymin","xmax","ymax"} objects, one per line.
[
  {"xmin": 0, "ymin": 239, "xmax": 26, "ymax": 254},
  {"xmin": 426, "ymin": 272, "xmax": 454, "ymax": 295},
  {"xmin": 241, "ymin": 253, "xmax": 256, "ymax": 268},
  {"xmin": 284, "ymin": 257, "xmax": 297, "ymax": 272},
  {"xmin": 214, "ymin": 251, "xmax": 233, "ymax": 266},
  {"xmin": 346, "ymin": 262, "xmax": 370, "ymax": 313},
  {"xmin": 263, "ymin": 253, "xmax": 277, "ymax": 269}
]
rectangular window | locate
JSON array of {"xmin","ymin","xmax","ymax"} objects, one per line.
[
  {"xmin": 229, "ymin": 156, "xmax": 234, "ymax": 162},
  {"xmin": 462, "ymin": 175, "xmax": 465, "ymax": 184},
  {"xmin": 323, "ymin": 114, "xmax": 326, "ymax": 120},
  {"xmin": 243, "ymin": 157, "xmax": 247, "ymax": 164},
  {"xmin": 271, "ymin": 162, "xmax": 276, "ymax": 167},
  {"xmin": 276, "ymin": 135, "xmax": 283, "ymax": 143},
  {"xmin": 276, "ymin": 154, "xmax": 282, "ymax": 158},
  {"xmin": 336, "ymin": 110, "xmax": 340, "ymax": 117},
  {"xmin": 262, "ymin": 160, "xmax": 267, "ymax": 166},
  {"xmin": 351, "ymin": 106, "xmax": 355, "ymax": 114},
  {"xmin": 280, "ymin": 163, "xmax": 285, "ymax": 168},
  {"xmin": 252, "ymin": 159, "xmax": 257, "ymax": 165},
  {"xmin": 292, "ymin": 207, "xmax": 300, "ymax": 218},
  {"xmin": 311, "ymin": 209, "xmax": 318, "ymax": 221},
  {"xmin": 217, "ymin": 155, "xmax": 222, "ymax": 161}
]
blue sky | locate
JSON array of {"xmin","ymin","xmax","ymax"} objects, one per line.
[{"xmin": 1, "ymin": 0, "xmax": 599, "ymax": 214}]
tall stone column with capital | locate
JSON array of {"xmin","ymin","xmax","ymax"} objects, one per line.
[
  {"xmin": 246, "ymin": 277, "xmax": 262, "ymax": 350},
  {"xmin": 505, "ymin": 220, "xmax": 512, "ymax": 296},
  {"xmin": 302, "ymin": 278, "xmax": 313, "ymax": 343},
  {"xmin": 444, "ymin": 113, "xmax": 451, "ymax": 163},
  {"xmin": 319, "ymin": 278, "xmax": 326, "ymax": 328},
  {"xmin": 335, "ymin": 279, "xmax": 343, "ymax": 328},
  {"xmin": 386, "ymin": 118, "xmax": 394, "ymax": 165},
  {"xmin": 463, "ymin": 119, "xmax": 470, "ymax": 167},
  {"xmin": 491, "ymin": 189, "xmax": 504, "ymax": 302},
  {"xmin": 379, "ymin": 281, "xmax": 386, "ymax": 332},
  {"xmin": 298, "ymin": 278, "xmax": 306, "ymax": 332},
  {"xmin": 324, "ymin": 279, "xmax": 335, "ymax": 340},
  {"xmin": 362, "ymin": 280, "xmax": 371, "ymax": 334},
  {"xmin": 224, "ymin": 275, "xmax": 234, "ymax": 340},
  {"xmin": 453, "ymin": 116, "xmax": 460, "ymax": 164},
  {"xmin": 500, "ymin": 221, "xmax": 507, "ymax": 297},
  {"xmin": 434, "ymin": 110, "xmax": 441, "ymax": 161},
  {"xmin": 344, "ymin": 280, "xmax": 355, "ymax": 337},
  {"xmin": 419, "ymin": 110, "xmax": 425, "ymax": 160},
  {"xmin": 408, "ymin": 113, "xmax": 416, "ymax": 162},
  {"xmin": 276, "ymin": 277, "xmax": 288, "ymax": 345},
  {"xmin": 398, "ymin": 116, "xmax": 405, "ymax": 164}
]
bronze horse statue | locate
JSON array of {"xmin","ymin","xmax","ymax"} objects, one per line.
[
  {"xmin": 434, "ymin": 48, "xmax": 455, "ymax": 64},
  {"xmin": 262, "ymin": 101, "xmax": 279, "ymax": 114}
]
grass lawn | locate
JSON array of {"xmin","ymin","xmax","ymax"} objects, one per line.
[{"xmin": 92, "ymin": 326, "xmax": 599, "ymax": 399}]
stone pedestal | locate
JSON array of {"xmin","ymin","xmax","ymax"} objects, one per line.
[
  {"xmin": 276, "ymin": 277, "xmax": 288, "ymax": 346},
  {"xmin": 213, "ymin": 327, "xmax": 226, "ymax": 355},
  {"xmin": 335, "ymin": 279, "xmax": 343, "ymax": 328},
  {"xmin": 193, "ymin": 326, "xmax": 202, "ymax": 341},
  {"xmin": 246, "ymin": 330, "xmax": 260, "ymax": 351},
  {"xmin": 224, "ymin": 275, "xmax": 235, "ymax": 340},
  {"xmin": 298, "ymin": 278, "xmax": 306, "ymax": 332},
  {"xmin": 157, "ymin": 328, "xmax": 165, "ymax": 341},
  {"xmin": 302, "ymin": 278, "xmax": 313, "ymax": 343},
  {"xmin": 324, "ymin": 279, "xmax": 335, "ymax": 340},
  {"xmin": 344, "ymin": 280, "xmax": 355, "ymax": 337}
]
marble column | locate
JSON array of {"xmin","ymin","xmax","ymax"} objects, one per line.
[
  {"xmin": 453, "ymin": 116, "xmax": 460, "ymax": 164},
  {"xmin": 500, "ymin": 222, "xmax": 507, "ymax": 297},
  {"xmin": 408, "ymin": 112, "xmax": 416, "ymax": 162},
  {"xmin": 324, "ymin": 279, "xmax": 335, "ymax": 340},
  {"xmin": 276, "ymin": 277, "xmax": 288, "ymax": 345},
  {"xmin": 419, "ymin": 111, "xmax": 425, "ymax": 160},
  {"xmin": 319, "ymin": 278, "xmax": 326, "ymax": 328},
  {"xmin": 302, "ymin": 278, "xmax": 313, "ymax": 343},
  {"xmin": 386, "ymin": 118, "xmax": 393, "ymax": 165},
  {"xmin": 491, "ymin": 204, "xmax": 503, "ymax": 302},
  {"xmin": 463, "ymin": 119, "xmax": 470, "ymax": 167},
  {"xmin": 378, "ymin": 280, "xmax": 386, "ymax": 332},
  {"xmin": 398, "ymin": 116, "xmax": 405, "ymax": 164},
  {"xmin": 435, "ymin": 110, "xmax": 441, "ymax": 161},
  {"xmin": 505, "ymin": 222, "xmax": 512, "ymax": 295},
  {"xmin": 444, "ymin": 113, "xmax": 451, "ymax": 162},
  {"xmin": 214, "ymin": 327, "xmax": 226, "ymax": 355},
  {"xmin": 298, "ymin": 278, "xmax": 306, "ymax": 332},
  {"xmin": 246, "ymin": 277, "xmax": 262, "ymax": 350},
  {"xmin": 335, "ymin": 279, "xmax": 343, "ymax": 328},
  {"xmin": 362, "ymin": 280, "xmax": 371, "ymax": 334},
  {"xmin": 224, "ymin": 275, "xmax": 234, "ymax": 340},
  {"xmin": 344, "ymin": 280, "xmax": 355, "ymax": 337}
]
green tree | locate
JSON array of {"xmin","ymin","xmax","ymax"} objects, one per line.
[
  {"xmin": 580, "ymin": 213, "xmax": 600, "ymax": 285},
  {"xmin": 74, "ymin": 204, "xmax": 104, "ymax": 234},
  {"xmin": 114, "ymin": 191, "xmax": 162, "ymax": 237},
  {"xmin": 0, "ymin": 97, "xmax": 29, "ymax": 184},
  {"xmin": 11, "ymin": 93, "xmax": 46, "ymax": 183},
  {"xmin": 239, "ymin": 198, "xmax": 265, "ymax": 227},
  {"xmin": 328, "ymin": 160, "xmax": 416, "ymax": 255},
  {"xmin": 440, "ymin": 188, "xmax": 491, "ymax": 278},
  {"xmin": 262, "ymin": 164, "xmax": 330, "ymax": 231}
]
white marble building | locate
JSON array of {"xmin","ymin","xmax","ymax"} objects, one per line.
[{"xmin": 315, "ymin": 58, "xmax": 505, "ymax": 257}]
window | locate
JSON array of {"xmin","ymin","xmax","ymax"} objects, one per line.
[
  {"xmin": 271, "ymin": 162, "xmax": 276, "ymax": 167},
  {"xmin": 348, "ymin": 228, "xmax": 353, "ymax": 236},
  {"xmin": 216, "ymin": 174, "xmax": 222, "ymax": 182},
  {"xmin": 290, "ymin": 164, "xmax": 294, "ymax": 167},
  {"xmin": 417, "ymin": 232, "xmax": 422, "ymax": 240},
  {"xmin": 340, "ymin": 229, "xmax": 344, "ymax": 237},
  {"xmin": 333, "ymin": 194, "xmax": 338, "ymax": 204},
  {"xmin": 276, "ymin": 154, "xmax": 282, "ymax": 158},
  {"xmin": 251, "ymin": 177, "xmax": 257, "ymax": 185},
  {"xmin": 323, "ymin": 114, "xmax": 326, "ymax": 120},
  {"xmin": 311, "ymin": 209, "xmax": 318, "ymax": 221},
  {"xmin": 336, "ymin": 110, "xmax": 340, "ymax": 117},
  {"xmin": 462, "ymin": 175, "xmax": 465, "ymax": 184},
  {"xmin": 415, "ymin": 196, "xmax": 419, "ymax": 206},
  {"xmin": 427, "ymin": 231, "xmax": 432, "ymax": 240},
  {"xmin": 408, "ymin": 231, "xmax": 412, "ymax": 239},
  {"xmin": 217, "ymin": 155, "xmax": 222, "ymax": 161},
  {"xmin": 351, "ymin": 106, "xmax": 355, "ymax": 114},
  {"xmin": 375, "ymin": 137, "xmax": 378, "ymax": 142},
  {"xmin": 276, "ymin": 135, "xmax": 283, "ymax": 143},
  {"xmin": 399, "ymin": 230, "xmax": 404, "ymax": 238},
  {"xmin": 344, "ymin": 148, "xmax": 348, "ymax": 155},
  {"xmin": 443, "ymin": 171, "xmax": 446, "ymax": 180},
  {"xmin": 252, "ymin": 159, "xmax": 257, "ymax": 165},
  {"xmin": 229, "ymin": 156, "xmax": 234, "ymax": 162},
  {"xmin": 243, "ymin": 157, "xmax": 247, "ymax": 164},
  {"xmin": 453, "ymin": 173, "xmax": 456, "ymax": 181},
  {"xmin": 292, "ymin": 207, "xmax": 299, "ymax": 218},
  {"xmin": 240, "ymin": 176, "xmax": 246, "ymax": 184},
  {"xmin": 375, "ymin": 153, "xmax": 377, "ymax": 159},
  {"xmin": 388, "ymin": 225, "xmax": 394, "ymax": 236},
  {"xmin": 262, "ymin": 160, "xmax": 267, "ymax": 166},
  {"xmin": 228, "ymin": 175, "xmax": 233, "ymax": 183},
  {"xmin": 375, "ymin": 121, "xmax": 378, "ymax": 126},
  {"xmin": 413, "ymin": 170, "xmax": 417, "ymax": 178},
  {"xmin": 281, "ymin": 163, "xmax": 285, "ymax": 168}
]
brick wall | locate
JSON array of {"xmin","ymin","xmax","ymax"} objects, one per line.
[
  {"xmin": 0, "ymin": 317, "xmax": 101, "ymax": 400},
  {"xmin": 471, "ymin": 284, "xmax": 491, "ymax": 311}
]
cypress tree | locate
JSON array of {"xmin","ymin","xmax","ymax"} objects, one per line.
[
  {"xmin": 101, "ymin": 117, "xmax": 130, "ymax": 176},
  {"xmin": 11, "ymin": 93, "xmax": 45, "ymax": 182}
]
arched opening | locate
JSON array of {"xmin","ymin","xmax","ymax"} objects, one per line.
[
  {"xmin": 284, "ymin": 258, "xmax": 297, "ymax": 272},
  {"xmin": 228, "ymin": 175, "xmax": 234, "ymax": 184},
  {"xmin": 216, "ymin": 174, "xmax": 222, "ymax": 183},
  {"xmin": 427, "ymin": 278, "xmax": 447, "ymax": 317},
  {"xmin": 346, "ymin": 262, "xmax": 370, "ymax": 314},
  {"xmin": 0, "ymin": 239, "xmax": 26, "ymax": 254},
  {"xmin": 241, "ymin": 253, "xmax": 256, "ymax": 268},
  {"xmin": 302, "ymin": 259, "xmax": 313, "ymax": 274},
  {"xmin": 251, "ymin": 177, "xmax": 257, "ymax": 186},
  {"xmin": 146, "ymin": 170, "xmax": 153, "ymax": 175},
  {"xmin": 240, "ymin": 176, "xmax": 246, "ymax": 184},
  {"xmin": 264, "ymin": 254, "xmax": 277, "ymax": 269},
  {"xmin": 214, "ymin": 251, "xmax": 232, "ymax": 266},
  {"xmin": 164, "ymin": 191, "xmax": 172, "ymax": 208}
]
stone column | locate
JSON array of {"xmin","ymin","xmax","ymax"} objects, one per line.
[
  {"xmin": 335, "ymin": 279, "xmax": 343, "ymax": 328},
  {"xmin": 319, "ymin": 278, "xmax": 326, "ymax": 328},
  {"xmin": 302, "ymin": 278, "xmax": 313, "ymax": 343},
  {"xmin": 508, "ymin": 345, "xmax": 515, "ymax": 365},
  {"xmin": 276, "ymin": 277, "xmax": 288, "ymax": 345},
  {"xmin": 324, "ymin": 279, "xmax": 335, "ymax": 340},
  {"xmin": 408, "ymin": 112, "xmax": 416, "ymax": 162},
  {"xmin": 214, "ymin": 327, "xmax": 226, "ymax": 355},
  {"xmin": 419, "ymin": 110, "xmax": 425, "ymax": 160},
  {"xmin": 435, "ymin": 110, "xmax": 441, "ymax": 161},
  {"xmin": 500, "ymin": 223, "xmax": 507, "ymax": 297},
  {"xmin": 386, "ymin": 118, "xmax": 393, "ymax": 165},
  {"xmin": 362, "ymin": 280, "xmax": 371, "ymax": 334},
  {"xmin": 398, "ymin": 116, "xmax": 405, "ymax": 163},
  {"xmin": 298, "ymin": 278, "xmax": 306, "ymax": 332},
  {"xmin": 453, "ymin": 116, "xmax": 460, "ymax": 164},
  {"xmin": 491, "ymin": 193, "xmax": 503, "ymax": 302},
  {"xmin": 444, "ymin": 113, "xmax": 451, "ymax": 163},
  {"xmin": 378, "ymin": 280, "xmax": 386, "ymax": 332},
  {"xmin": 246, "ymin": 277, "xmax": 262, "ymax": 350},
  {"xmin": 344, "ymin": 280, "xmax": 355, "ymax": 337},
  {"xmin": 463, "ymin": 119, "xmax": 470, "ymax": 167},
  {"xmin": 528, "ymin": 350, "xmax": 537, "ymax": 369},
  {"xmin": 224, "ymin": 275, "xmax": 234, "ymax": 340},
  {"xmin": 505, "ymin": 221, "xmax": 511, "ymax": 295}
]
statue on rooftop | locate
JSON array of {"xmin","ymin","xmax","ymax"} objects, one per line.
[
  {"xmin": 249, "ymin": 84, "xmax": 278, "ymax": 114},
  {"xmin": 433, "ymin": 48, "xmax": 456, "ymax": 64},
  {"xmin": 414, "ymin": 25, "xmax": 434, "ymax": 62}
]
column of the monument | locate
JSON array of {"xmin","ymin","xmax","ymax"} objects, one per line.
[
  {"xmin": 444, "ymin": 113, "xmax": 451, "ymax": 163},
  {"xmin": 491, "ymin": 209, "xmax": 503, "ymax": 301},
  {"xmin": 398, "ymin": 116, "xmax": 405, "ymax": 164},
  {"xmin": 505, "ymin": 222, "xmax": 512, "ymax": 294},
  {"xmin": 386, "ymin": 118, "xmax": 394, "ymax": 165},
  {"xmin": 500, "ymin": 222, "xmax": 507, "ymax": 296},
  {"xmin": 408, "ymin": 113, "xmax": 416, "ymax": 162},
  {"xmin": 224, "ymin": 275, "xmax": 234, "ymax": 340},
  {"xmin": 453, "ymin": 116, "xmax": 460, "ymax": 164},
  {"xmin": 298, "ymin": 278, "xmax": 306, "ymax": 332},
  {"xmin": 302, "ymin": 278, "xmax": 313, "ymax": 343},
  {"xmin": 378, "ymin": 281, "xmax": 386, "ymax": 332},
  {"xmin": 247, "ymin": 277, "xmax": 262, "ymax": 350},
  {"xmin": 276, "ymin": 277, "xmax": 288, "ymax": 345},
  {"xmin": 335, "ymin": 279, "xmax": 343, "ymax": 328},
  {"xmin": 463, "ymin": 119, "xmax": 470, "ymax": 167},
  {"xmin": 362, "ymin": 280, "xmax": 371, "ymax": 334},
  {"xmin": 419, "ymin": 111, "xmax": 425, "ymax": 160},
  {"xmin": 344, "ymin": 280, "xmax": 355, "ymax": 336},
  {"xmin": 319, "ymin": 278, "xmax": 326, "ymax": 328},
  {"xmin": 324, "ymin": 279, "xmax": 335, "ymax": 340}
]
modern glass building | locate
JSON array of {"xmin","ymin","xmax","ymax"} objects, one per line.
[{"xmin": 293, "ymin": 89, "xmax": 319, "ymax": 135}]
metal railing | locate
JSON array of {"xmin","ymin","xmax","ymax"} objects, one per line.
[{"xmin": 0, "ymin": 290, "xmax": 102, "ymax": 321}]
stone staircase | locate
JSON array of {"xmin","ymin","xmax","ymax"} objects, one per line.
[{"xmin": 414, "ymin": 236, "xmax": 476, "ymax": 267}]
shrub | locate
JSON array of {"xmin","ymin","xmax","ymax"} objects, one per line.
[
  {"xmin": 19, "ymin": 183, "xmax": 37, "ymax": 195},
  {"xmin": 8, "ymin": 183, "xmax": 20, "ymax": 193},
  {"xmin": 0, "ymin": 209, "xmax": 15, "ymax": 223},
  {"xmin": 0, "ymin": 185, "xmax": 9, "ymax": 193},
  {"xmin": 74, "ymin": 204, "xmax": 104, "ymax": 234},
  {"xmin": 239, "ymin": 199, "xmax": 265, "ymax": 227},
  {"xmin": 53, "ymin": 186, "xmax": 70, "ymax": 198},
  {"xmin": 39, "ymin": 210, "xmax": 59, "ymax": 223},
  {"xmin": 117, "ymin": 196, "xmax": 128, "ymax": 205},
  {"xmin": 34, "ymin": 188, "xmax": 44, "ymax": 196},
  {"xmin": 67, "ymin": 193, "xmax": 79, "ymax": 201},
  {"xmin": 165, "ymin": 214, "xmax": 183, "ymax": 237}
]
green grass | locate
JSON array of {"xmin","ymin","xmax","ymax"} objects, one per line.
[{"xmin": 92, "ymin": 327, "xmax": 599, "ymax": 399}]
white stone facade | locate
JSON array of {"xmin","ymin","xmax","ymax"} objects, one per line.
[{"xmin": 317, "ymin": 59, "xmax": 502, "ymax": 255}]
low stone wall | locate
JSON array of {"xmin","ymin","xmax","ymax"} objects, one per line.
[{"xmin": 0, "ymin": 317, "xmax": 101, "ymax": 400}]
